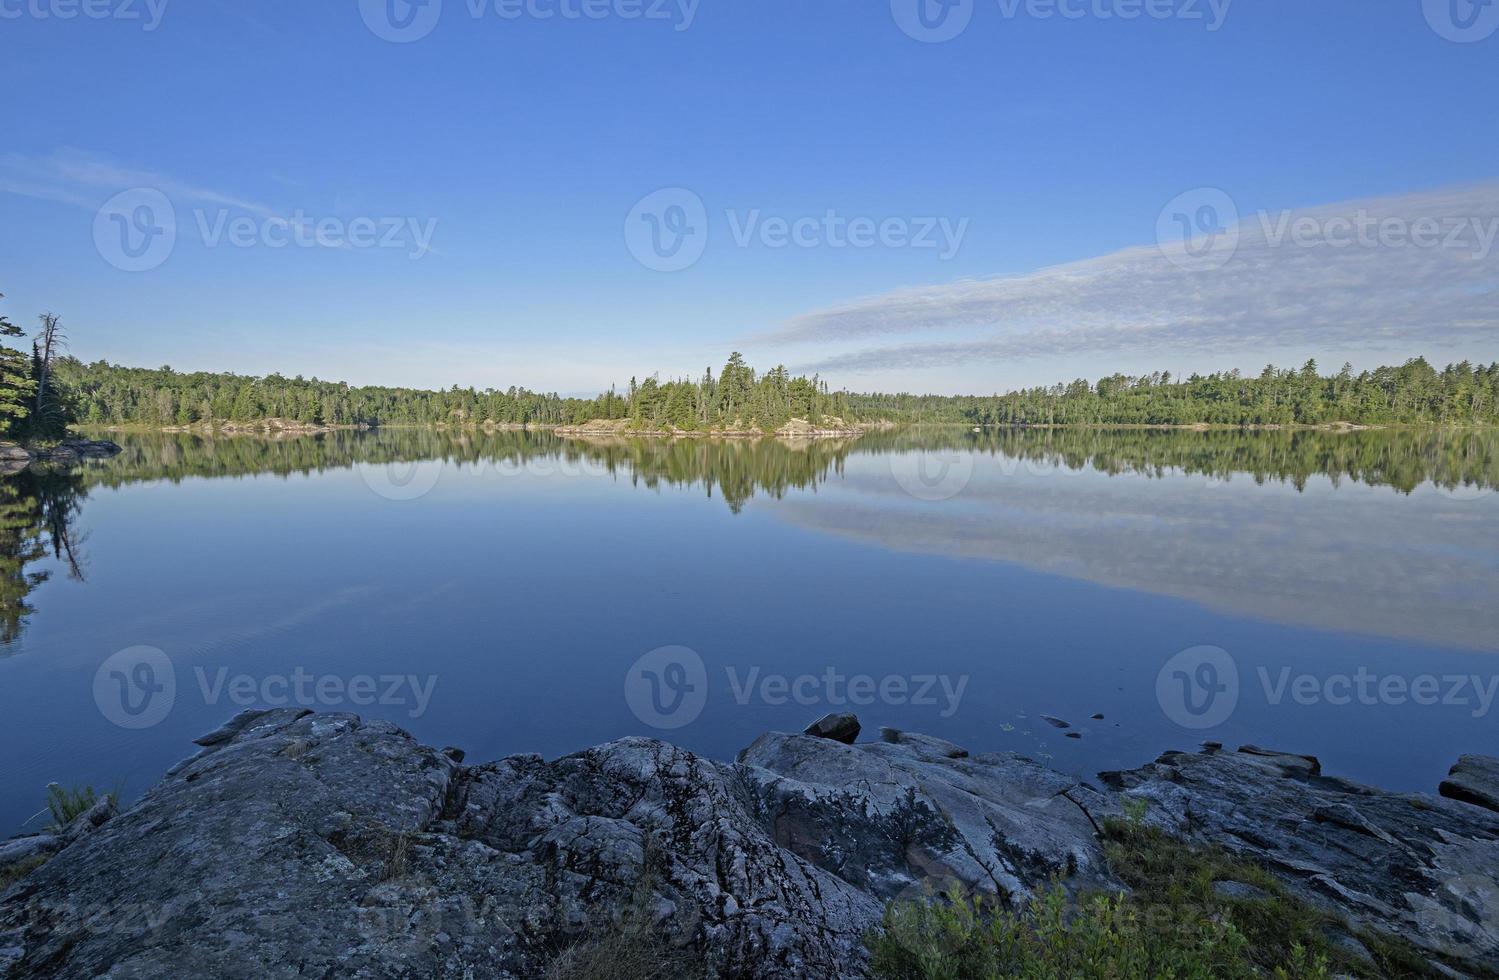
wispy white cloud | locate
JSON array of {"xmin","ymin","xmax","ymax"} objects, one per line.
[
  {"xmin": 0, "ymin": 148, "xmax": 444, "ymax": 257},
  {"xmin": 0, "ymin": 147, "xmax": 279, "ymax": 218},
  {"xmin": 769, "ymin": 183, "xmax": 1499, "ymax": 375}
]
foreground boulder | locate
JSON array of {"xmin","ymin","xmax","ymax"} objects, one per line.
[
  {"xmin": 0, "ymin": 710, "xmax": 880, "ymax": 979},
  {"xmin": 740, "ymin": 727, "xmax": 1120, "ymax": 906},
  {"xmin": 1106, "ymin": 744, "xmax": 1499, "ymax": 971},
  {"xmin": 1442, "ymin": 754, "xmax": 1499, "ymax": 814},
  {"xmin": 1, "ymin": 713, "xmax": 1495, "ymax": 977}
]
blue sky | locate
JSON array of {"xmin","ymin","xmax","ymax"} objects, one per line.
[{"xmin": 3, "ymin": 0, "xmax": 1497, "ymax": 395}]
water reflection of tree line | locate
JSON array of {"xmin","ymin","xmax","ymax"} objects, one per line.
[
  {"xmin": 0, "ymin": 468, "xmax": 86, "ymax": 647},
  {"xmin": 74, "ymin": 426, "xmax": 1499, "ymax": 498},
  {"xmin": 853, "ymin": 426, "xmax": 1499, "ymax": 495},
  {"xmin": 1, "ymin": 425, "xmax": 1493, "ymax": 647}
]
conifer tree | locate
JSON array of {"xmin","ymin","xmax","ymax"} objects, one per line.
[{"xmin": 0, "ymin": 294, "xmax": 35, "ymax": 438}]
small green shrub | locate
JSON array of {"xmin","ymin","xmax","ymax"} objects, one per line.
[
  {"xmin": 1120, "ymin": 796, "xmax": 1150, "ymax": 827},
  {"xmin": 44, "ymin": 782, "xmax": 115, "ymax": 832},
  {"xmin": 869, "ymin": 822, "xmax": 1447, "ymax": 979},
  {"xmin": 868, "ymin": 882, "xmax": 1294, "ymax": 980}
]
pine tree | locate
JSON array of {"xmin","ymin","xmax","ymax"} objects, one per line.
[{"xmin": 0, "ymin": 294, "xmax": 35, "ymax": 438}]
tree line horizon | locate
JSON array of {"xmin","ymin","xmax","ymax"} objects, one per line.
[
  {"xmin": 0, "ymin": 289, "xmax": 1493, "ymax": 436},
  {"xmin": 46, "ymin": 352, "xmax": 1499, "ymax": 431}
]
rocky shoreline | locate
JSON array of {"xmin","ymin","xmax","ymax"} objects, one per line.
[
  {"xmin": 555, "ymin": 417, "xmax": 890, "ymax": 439},
  {"xmin": 0, "ymin": 438, "xmax": 121, "ymax": 473},
  {"xmin": 151, "ymin": 418, "xmax": 371, "ymax": 435},
  {"xmin": 1, "ymin": 711, "xmax": 1494, "ymax": 978}
]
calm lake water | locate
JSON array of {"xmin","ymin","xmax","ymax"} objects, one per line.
[{"xmin": 1, "ymin": 426, "xmax": 1496, "ymax": 832}]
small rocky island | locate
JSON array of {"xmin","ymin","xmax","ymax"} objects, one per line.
[
  {"xmin": 0, "ymin": 438, "xmax": 120, "ymax": 473},
  {"xmin": 1, "ymin": 711, "xmax": 1495, "ymax": 978}
]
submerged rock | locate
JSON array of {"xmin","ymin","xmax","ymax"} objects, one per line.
[
  {"xmin": 803, "ymin": 711, "xmax": 861, "ymax": 744},
  {"xmin": 1441, "ymin": 754, "xmax": 1499, "ymax": 813},
  {"xmin": 0, "ymin": 712, "xmax": 1495, "ymax": 977}
]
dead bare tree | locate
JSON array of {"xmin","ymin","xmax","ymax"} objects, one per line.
[{"xmin": 33, "ymin": 313, "xmax": 64, "ymax": 416}]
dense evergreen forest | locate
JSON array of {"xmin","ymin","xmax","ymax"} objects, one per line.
[
  {"xmin": 52, "ymin": 352, "xmax": 861, "ymax": 431},
  {"xmin": 47, "ymin": 353, "xmax": 1499, "ymax": 431},
  {"xmin": 0, "ymin": 294, "xmax": 71, "ymax": 444},
  {"xmin": 966, "ymin": 357, "xmax": 1499, "ymax": 427}
]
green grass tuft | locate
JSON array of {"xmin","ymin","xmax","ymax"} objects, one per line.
[
  {"xmin": 44, "ymin": 782, "xmax": 115, "ymax": 833},
  {"xmin": 867, "ymin": 818, "xmax": 1448, "ymax": 979}
]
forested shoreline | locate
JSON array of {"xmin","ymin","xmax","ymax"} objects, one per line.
[
  {"xmin": 0, "ymin": 294, "xmax": 71, "ymax": 445},
  {"xmin": 27, "ymin": 345, "xmax": 1499, "ymax": 434}
]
